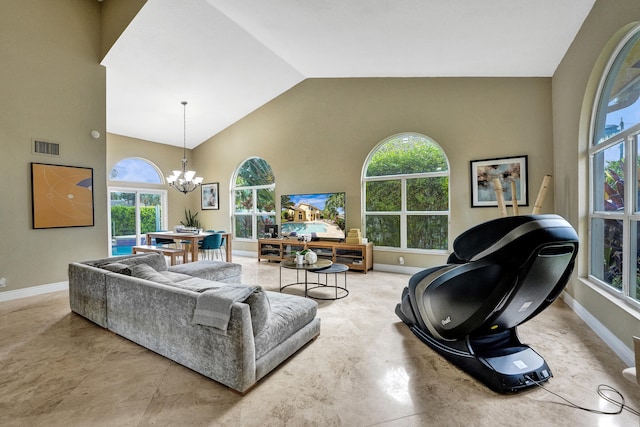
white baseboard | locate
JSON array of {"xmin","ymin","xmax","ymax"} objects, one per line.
[
  {"xmin": 373, "ymin": 263, "xmax": 422, "ymax": 275},
  {"xmin": 233, "ymin": 250, "xmax": 257, "ymax": 258},
  {"xmin": 0, "ymin": 281, "xmax": 68, "ymax": 303},
  {"xmin": 561, "ymin": 291, "xmax": 634, "ymax": 367}
]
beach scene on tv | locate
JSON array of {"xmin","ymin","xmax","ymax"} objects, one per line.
[{"xmin": 281, "ymin": 192, "xmax": 346, "ymax": 240}]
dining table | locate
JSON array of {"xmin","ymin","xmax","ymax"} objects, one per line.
[{"xmin": 145, "ymin": 231, "xmax": 232, "ymax": 263}]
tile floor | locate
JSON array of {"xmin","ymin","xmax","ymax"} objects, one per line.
[{"xmin": 1, "ymin": 255, "xmax": 639, "ymax": 426}]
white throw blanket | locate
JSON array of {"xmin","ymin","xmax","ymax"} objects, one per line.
[{"xmin": 192, "ymin": 285, "xmax": 258, "ymax": 333}]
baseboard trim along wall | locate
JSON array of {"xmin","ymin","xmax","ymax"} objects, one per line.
[
  {"xmin": 0, "ymin": 281, "xmax": 68, "ymax": 303},
  {"xmin": 561, "ymin": 291, "xmax": 634, "ymax": 367}
]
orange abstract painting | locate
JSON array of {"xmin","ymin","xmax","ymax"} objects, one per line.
[{"xmin": 31, "ymin": 163, "xmax": 94, "ymax": 228}]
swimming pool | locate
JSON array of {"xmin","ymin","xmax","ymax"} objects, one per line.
[{"xmin": 281, "ymin": 221, "xmax": 328, "ymax": 234}]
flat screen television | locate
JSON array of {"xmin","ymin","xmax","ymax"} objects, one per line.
[{"xmin": 280, "ymin": 192, "xmax": 346, "ymax": 241}]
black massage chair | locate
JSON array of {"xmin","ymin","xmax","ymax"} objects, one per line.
[{"xmin": 395, "ymin": 214, "xmax": 578, "ymax": 393}]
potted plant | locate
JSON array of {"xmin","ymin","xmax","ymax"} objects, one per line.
[
  {"xmin": 295, "ymin": 249, "xmax": 317, "ymax": 265},
  {"xmin": 180, "ymin": 209, "xmax": 201, "ymax": 232}
]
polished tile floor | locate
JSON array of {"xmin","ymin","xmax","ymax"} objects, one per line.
[{"xmin": 1, "ymin": 256, "xmax": 639, "ymax": 426}]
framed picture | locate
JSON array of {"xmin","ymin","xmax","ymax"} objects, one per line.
[
  {"xmin": 31, "ymin": 162, "xmax": 94, "ymax": 229},
  {"xmin": 470, "ymin": 155, "xmax": 528, "ymax": 207},
  {"xmin": 201, "ymin": 182, "xmax": 219, "ymax": 210}
]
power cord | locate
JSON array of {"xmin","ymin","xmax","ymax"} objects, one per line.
[{"xmin": 524, "ymin": 375, "xmax": 640, "ymax": 417}]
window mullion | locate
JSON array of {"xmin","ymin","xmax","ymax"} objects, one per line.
[
  {"xmin": 622, "ymin": 137, "xmax": 634, "ymax": 296},
  {"xmin": 400, "ymin": 177, "xmax": 407, "ymax": 249}
]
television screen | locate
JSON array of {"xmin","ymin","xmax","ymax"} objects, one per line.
[{"xmin": 280, "ymin": 192, "xmax": 346, "ymax": 241}]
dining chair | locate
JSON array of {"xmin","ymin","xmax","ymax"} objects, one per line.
[
  {"xmin": 198, "ymin": 230, "xmax": 217, "ymax": 250},
  {"xmin": 217, "ymin": 230, "xmax": 227, "ymax": 261},
  {"xmin": 154, "ymin": 231, "xmax": 175, "ymax": 247},
  {"xmin": 200, "ymin": 233, "xmax": 223, "ymax": 260}
]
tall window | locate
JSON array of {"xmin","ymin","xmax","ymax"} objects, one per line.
[
  {"xmin": 232, "ymin": 157, "xmax": 276, "ymax": 240},
  {"xmin": 363, "ymin": 133, "xmax": 449, "ymax": 251},
  {"xmin": 590, "ymin": 25, "xmax": 640, "ymax": 307},
  {"xmin": 108, "ymin": 158, "xmax": 167, "ymax": 256}
]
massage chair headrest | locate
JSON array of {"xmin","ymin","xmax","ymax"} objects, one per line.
[{"xmin": 451, "ymin": 214, "xmax": 578, "ymax": 264}]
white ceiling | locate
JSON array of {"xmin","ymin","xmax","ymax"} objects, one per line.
[{"xmin": 102, "ymin": 0, "xmax": 596, "ymax": 149}]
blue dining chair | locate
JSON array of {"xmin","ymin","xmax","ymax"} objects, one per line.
[
  {"xmin": 198, "ymin": 230, "xmax": 217, "ymax": 250},
  {"xmin": 200, "ymin": 233, "xmax": 223, "ymax": 260},
  {"xmin": 217, "ymin": 230, "xmax": 227, "ymax": 261}
]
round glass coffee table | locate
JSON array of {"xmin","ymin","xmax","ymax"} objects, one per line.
[{"xmin": 279, "ymin": 259, "xmax": 332, "ymax": 298}]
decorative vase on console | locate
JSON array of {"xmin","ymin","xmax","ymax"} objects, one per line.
[{"xmin": 305, "ymin": 251, "xmax": 318, "ymax": 265}]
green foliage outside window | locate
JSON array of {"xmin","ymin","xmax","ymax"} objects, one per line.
[
  {"xmin": 257, "ymin": 188, "xmax": 275, "ymax": 213},
  {"xmin": 408, "ymin": 215, "xmax": 448, "ymax": 250},
  {"xmin": 235, "ymin": 215, "xmax": 252, "ymax": 239},
  {"xmin": 366, "ymin": 136, "xmax": 448, "ymax": 177},
  {"xmin": 235, "ymin": 158, "xmax": 275, "ymax": 186},
  {"xmin": 366, "ymin": 181, "xmax": 401, "ymax": 211},
  {"xmin": 234, "ymin": 158, "xmax": 276, "ymax": 239},
  {"xmin": 365, "ymin": 215, "xmax": 400, "ymax": 247},
  {"xmin": 364, "ymin": 134, "xmax": 449, "ymax": 250},
  {"xmin": 110, "ymin": 206, "xmax": 160, "ymax": 236},
  {"xmin": 407, "ymin": 177, "xmax": 449, "ymax": 211}
]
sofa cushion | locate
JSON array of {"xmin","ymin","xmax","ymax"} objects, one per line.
[
  {"xmin": 246, "ymin": 288, "xmax": 271, "ymax": 336},
  {"xmin": 130, "ymin": 264, "xmax": 175, "ymax": 286},
  {"xmin": 168, "ymin": 260, "xmax": 242, "ymax": 283},
  {"xmin": 254, "ymin": 292, "xmax": 317, "ymax": 359},
  {"xmin": 101, "ymin": 262, "xmax": 132, "ymax": 276},
  {"xmin": 117, "ymin": 253, "xmax": 168, "ymax": 272}
]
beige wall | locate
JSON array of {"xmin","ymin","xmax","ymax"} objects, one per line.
[
  {"xmin": 100, "ymin": 0, "xmax": 147, "ymax": 60},
  {"xmin": 193, "ymin": 77, "xmax": 554, "ymax": 268},
  {"xmin": 0, "ymin": 0, "xmax": 106, "ymax": 292},
  {"xmin": 553, "ymin": 0, "xmax": 640, "ymax": 350}
]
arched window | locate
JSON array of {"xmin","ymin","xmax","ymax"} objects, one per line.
[
  {"xmin": 232, "ymin": 157, "xmax": 276, "ymax": 240},
  {"xmin": 108, "ymin": 157, "xmax": 167, "ymax": 256},
  {"xmin": 590, "ymin": 24, "xmax": 640, "ymax": 307},
  {"xmin": 109, "ymin": 157, "xmax": 164, "ymax": 183},
  {"xmin": 363, "ymin": 133, "xmax": 449, "ymax": 251}
]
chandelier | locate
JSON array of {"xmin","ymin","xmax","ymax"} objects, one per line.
[{"xmin": 166, "ymin": 101, "xmax": 203, "ymax": 194}]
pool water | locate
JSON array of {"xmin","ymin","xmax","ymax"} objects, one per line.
[
  {"xmin": 281, "ymin": 222, "xmax": 328, "ymax": 234},
  {"xmin": 112, "ymin": 245, "xmax": 133, "ymax": 256}
]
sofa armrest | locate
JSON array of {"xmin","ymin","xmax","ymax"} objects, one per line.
[{"xmin": 68, "ymin": 262, "xmax": 108, "ymax": 327}]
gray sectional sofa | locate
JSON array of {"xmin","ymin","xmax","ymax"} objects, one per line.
[{"xmin": 68, "ymin": 253, "xmax": 321, "ymax": 393}]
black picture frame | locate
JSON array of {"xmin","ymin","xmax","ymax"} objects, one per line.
[
  {"xmin": 201, "ymin": 182, "xmax": 219, "ymax": 210},
  {"xmin": 470, "ymin": 155, "xmax": 528, "ymax": 207}
]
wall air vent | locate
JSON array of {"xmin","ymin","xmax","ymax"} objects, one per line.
[{"xmin": 33, "ymin": 139, "xmax": 60, "ymax": 157}]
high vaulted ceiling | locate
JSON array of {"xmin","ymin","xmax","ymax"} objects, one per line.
[{"xmin": 102, "ymin": 0, "xmax": 596, "ymax": 149}]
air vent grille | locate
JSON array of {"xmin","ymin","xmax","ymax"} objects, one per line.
[{"xmin": 33, "ymin": 139, "xmax": 60, "ymax": 156}]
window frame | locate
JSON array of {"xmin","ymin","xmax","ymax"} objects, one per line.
[
  {"xmin": 231, "ymin": 157, "xmax": 276, "ymax": 242},
  {"xmin": 588, "ymin": 23, "xmax": 640, "ymax": 311},
  {"xmin": 109, "ymin": 157, "xmax": 165, "ymax": 184},
  {"xmin": 108, "ymin": 157, "xmax": 168, "ymax": 256},
  {"xmin": 362, "ymin": 133, "xmax": 450, "ymax": 253}
]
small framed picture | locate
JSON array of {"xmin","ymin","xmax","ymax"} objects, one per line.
[
  {"xmin": 470, "ymin": 155, "xmax": 528, "ymax": 207},
  {"xmin": 201, "ymin": 182, "xmax": 219, "ymax": 210}
]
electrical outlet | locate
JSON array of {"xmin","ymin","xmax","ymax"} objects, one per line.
[
  {"xmin": 398, "ymin": 257, "xmax": 405, "ymax": 265},
  {"xmin": 0, "ymin": 277, "xmax": 6, "ymax": 287}
]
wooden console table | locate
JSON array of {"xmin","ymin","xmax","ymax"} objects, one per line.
[{"xmin": 258, "ymin": 238, "xmax": 373, "ymax": 273}]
